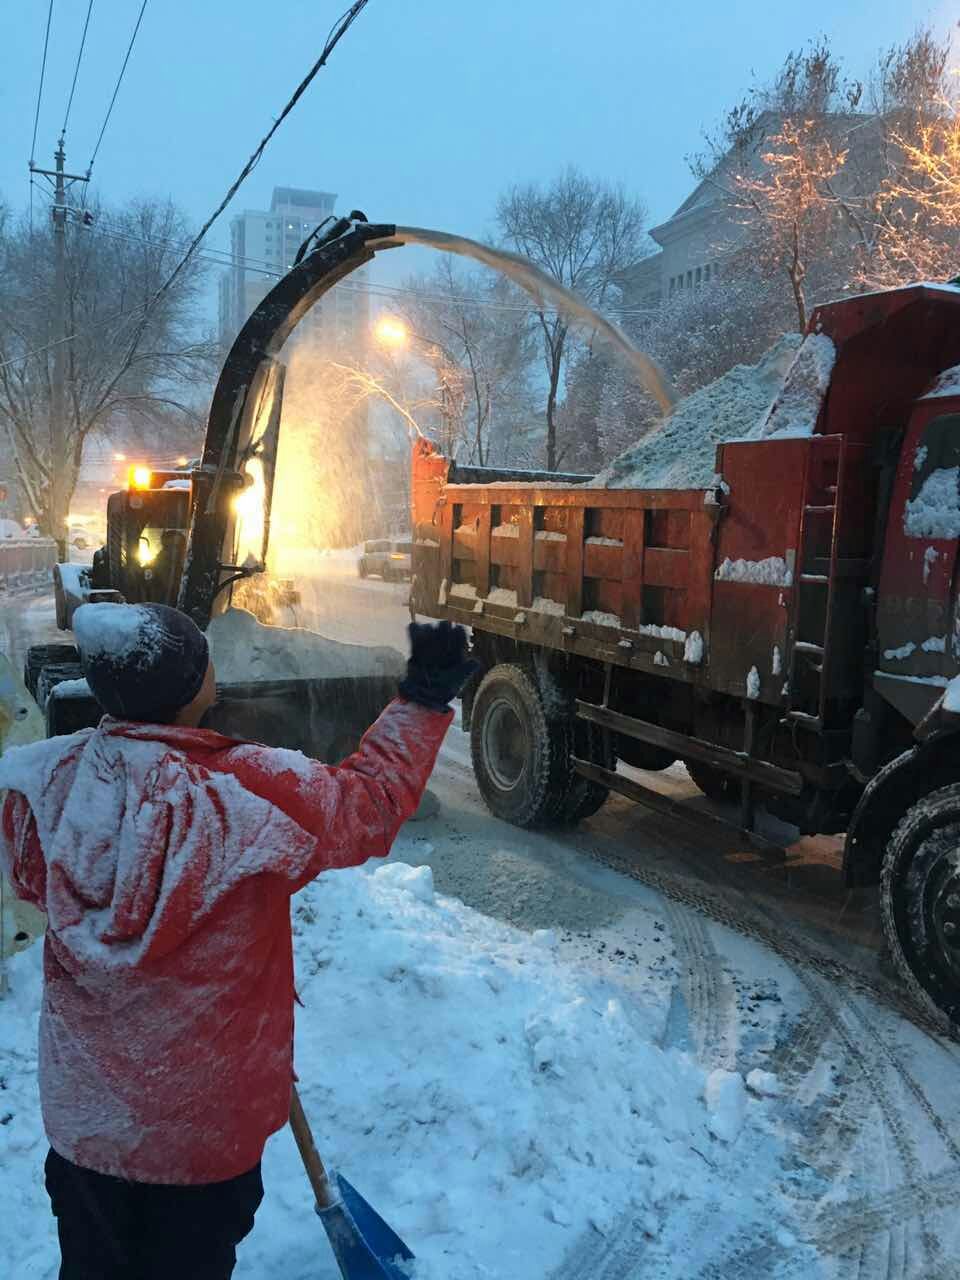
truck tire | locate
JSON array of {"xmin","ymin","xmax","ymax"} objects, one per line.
[
  {"xmin": 685, "ymin": 759, "xmax": 738, "ymax": 804},
  {"xmin": 880, "ymin": 783, "xmax": 960, "ymax": 1028},
  {"xmin": 470, "ymin": 664, "xmax": 570, "ymax": 827},
  {"xmin": 559, "ymin": 719, "xmax": 611, "ymax": 824},
  {"xmin": 24, "ymin": 644, "xmax": 80, "ymax": 700}
]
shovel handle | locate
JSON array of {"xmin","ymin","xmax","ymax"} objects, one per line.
[{"xmin": 289, "ymin": 1085, "xmax": 338, "ymax": 1211}]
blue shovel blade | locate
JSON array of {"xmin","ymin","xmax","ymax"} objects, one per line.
[{"xmin": 317, "ymin": 1173, "xmax": 414, "ymax": 1280}]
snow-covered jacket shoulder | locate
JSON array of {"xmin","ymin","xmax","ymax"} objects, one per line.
[{"xmin": 0, "ymin": 698, "xmax": 450, "ymax": 1183}]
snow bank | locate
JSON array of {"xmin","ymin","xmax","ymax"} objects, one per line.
[
  {"xmin": 206, "ymin": 608, "xmax": 404, "ymax": 683},
  {"xmin": 904, "ymin": 468, "xmax": 960, "ymax": 539},
  {"xmin": 704, "ymin": 1069, "xmax": 747, "ymax": 1143},
  {"xmin": 0, "ymin": 862, "xmax": 751, "ymax": 1280},
  {"xmin": 592, "ymin": 334, "xmax": 802, "ymax": 490},
  {"xmin": 757, "ymin": 333, "xmax": 836, "ymax": 438}
]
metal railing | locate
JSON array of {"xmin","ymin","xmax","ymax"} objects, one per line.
[{"xmin": 0, "ymin": 538, "xmax": 59, "ymax": 595}]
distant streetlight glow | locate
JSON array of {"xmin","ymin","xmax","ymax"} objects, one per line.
[
  {"xmin": 373, "ymin": 316, "xmax": 408, "ymax": 348},
  {"xmin": 176, "ymin": 456, "xmax": 189, "ymax": 467},
  {"xmin": 113, "ymin": 452, "xmax": 126, "ymax": 461}
]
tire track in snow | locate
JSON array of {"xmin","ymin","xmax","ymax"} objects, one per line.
[
  {"xmin": 578, "ymin": 826, "xmax": 958, "ymax": 1043},
  {"xmin": 659, "ymin": 898, "xmax": 736, "ymax": 1068},
  {"xmin": 810, "ymin": 1166, "xmax": 960, "ymax": 1255},
  {"xmin": 679, "ymin": 902, "xmax": 949, "ymax": 1276},
  {"xmin": 582, "ymin": 827, "xmax": 959, "ymax": 1278}
]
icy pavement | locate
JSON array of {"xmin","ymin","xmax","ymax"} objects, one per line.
[
  {"xmin": 2, "ymin": 568, "xmax": 960, "ymax": 1276},
  {"xmin": 4, "ymin": 761, "xmax": 960, "ymax": 1277}
]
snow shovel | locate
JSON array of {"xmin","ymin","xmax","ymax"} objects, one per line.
[{"xmin": 289, "ymin": 1085, "xmax": 415, "ymax": 1279}]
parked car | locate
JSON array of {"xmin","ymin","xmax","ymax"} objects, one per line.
[{"xmin": 357, "ymin": 538, "xmax": 413, "ymax": 581}]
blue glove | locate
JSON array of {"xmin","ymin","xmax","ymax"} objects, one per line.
[{"xmin": 399, "ymin": 621, "xmax": 480, "ymax": 711}]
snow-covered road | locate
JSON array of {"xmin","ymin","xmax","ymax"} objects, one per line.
[{"xmin": 1, "ymin": 561, "xmax": 959, "ymax": 1277}]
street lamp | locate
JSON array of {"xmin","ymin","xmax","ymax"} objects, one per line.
[{"xmin": 373, "ymin": 315, "xmax": 408, "ymax": 348}]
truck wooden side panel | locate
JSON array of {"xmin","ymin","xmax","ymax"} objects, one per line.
[
  {"xmin": 411, "ymin": 440, "xmax": 720, "ymax": 681},
  {"xmin": 411, "ymin": 432, "xmax": 876, "ymax": 714}
]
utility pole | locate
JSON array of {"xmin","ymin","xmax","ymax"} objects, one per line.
[{"xmin": 30, "ymin": 141, "xmax": 88, "ymax": 558}]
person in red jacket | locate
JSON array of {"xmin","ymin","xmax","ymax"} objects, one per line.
[{"xmin": 0, "ymin": 602, "xmax": 475, "ymax": 1280}]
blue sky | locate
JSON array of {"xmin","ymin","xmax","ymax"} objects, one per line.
[{"xmin": 2, "ymin": 0, "xmax": 955, "ymax": 309}]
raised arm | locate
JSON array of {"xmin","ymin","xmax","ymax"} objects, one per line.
[{"xmin": 220, "ymin": 622, "xmax": 477, "ymax": 892}]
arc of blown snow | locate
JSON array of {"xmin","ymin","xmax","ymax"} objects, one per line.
[{"xmin": 373, "ymin": 226, "xmax": 679, "ymax": 414}]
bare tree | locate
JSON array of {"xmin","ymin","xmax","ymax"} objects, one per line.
[
  {"xmin": 396, "ymin": 259, "xmax": 536, "ymax": 465},
  {"xmin": 854, "ymin": 29, "xmax": 958, "ymax": 287},
  {"xmin": 692, "ymin": 39, "xmax": 865, "ymax": 330},
  {"xmin": 496, "ymin": 168, "xmax": 649, "ymax": 470},
  {"xmin": 0, "ymin": 198, "xmax": 216, "ymax": 550}
]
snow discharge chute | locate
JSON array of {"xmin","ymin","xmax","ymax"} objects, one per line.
[{"xmin": 186, "ymin": 216, "xmax": 678, "ymax": 630}]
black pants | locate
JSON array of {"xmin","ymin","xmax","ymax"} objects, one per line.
[{"xmin": 45, "ymin": 1148, "xmax": 263, "ymax": 1280}]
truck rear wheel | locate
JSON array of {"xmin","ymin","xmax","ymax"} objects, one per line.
[
  {"xmin": 685, "ymin": 759, "xmax": 738, "ymax": 804},
  {"xmin": 881, "ymin": 784, "xmax": 960, "ymax": 1028},
  {"xmin": 560, "ymin": 719, "xmax": 611, "ymax": 824},
  {"xmin": 470, "ymin": 664, "xmax": 570, "ymax": 827}
]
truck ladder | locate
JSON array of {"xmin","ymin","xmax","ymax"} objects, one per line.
[{"xmin": 784, "ymin": 435, "xmax": 846, "ymax": 730}]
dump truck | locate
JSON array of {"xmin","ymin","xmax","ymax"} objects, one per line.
[
  {"xmin": 22, "ymin": 215, "xmax": 405, "ymax": 761},
  {"xmin": 410, "ymin": 282, "xmax": 960, "ymax": 1030}
]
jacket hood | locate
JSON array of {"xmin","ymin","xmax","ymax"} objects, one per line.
[{"xmin": 0, "ymin": 718, "xmax": 318, "ymax": 966}]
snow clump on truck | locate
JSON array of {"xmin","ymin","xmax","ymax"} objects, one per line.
[{"xmin": 593, "ymin": 331, "xmax": 836, "ymax": 491}]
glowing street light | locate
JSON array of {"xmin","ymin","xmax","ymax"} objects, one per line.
[
  {"xmin": 373, "ymin": 315, "xmax": 408, "ymax": 348},
  {"xmin": 113, "ymin": 452, "xmax": 127, "ymax": 461}
]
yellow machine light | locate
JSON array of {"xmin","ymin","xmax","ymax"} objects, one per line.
[
  {"xmin": 129, "ymin": 465, "xmax": 152, "ymax": 490},
  {"xmin": 137, "ymin": 538, "xmax": 156, "ymax": 566}
]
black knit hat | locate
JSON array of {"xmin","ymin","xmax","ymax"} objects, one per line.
[{"xmin": 74, "ymin": 603, "xmax": 210, "ymax": 722}]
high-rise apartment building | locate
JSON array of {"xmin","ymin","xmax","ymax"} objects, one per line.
[{"xmin": 218, "ymin": 187, "xmax": 369, "ymax": 352}]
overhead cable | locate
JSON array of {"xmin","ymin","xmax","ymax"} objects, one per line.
[
  {"xmin": 143, "ymin": 0, "xmax": 370, "ymax": 312},
  {"xmin": 30, "ymin": 0, "xmax": 55, "ymax": 164},
  {"xmin": 61, "ymin": 0, "xmax": 94, "ymax": 141},
  {"xmin": 86, "ymin": 0, "xmax": 148, "ymax": 176}
]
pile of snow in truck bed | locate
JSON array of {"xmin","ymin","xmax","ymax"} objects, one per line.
[
  {"xmin": 593, "ymin": 332, "xmax": 836, "ymax": 490},
  {"xmin": 206, "ymin": 607, "xmax": 404, "ymax": 683},
  {"xmin": 0, "ymin": 857, "xmax": 792, "ymax": 1280}
]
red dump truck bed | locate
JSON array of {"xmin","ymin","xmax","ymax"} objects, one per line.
[{"xmin": 410, "ymin": 431, "xmax": 874, "ymax": 713}]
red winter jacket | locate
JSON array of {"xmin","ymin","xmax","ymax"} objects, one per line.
[{"xmin": 0, "ymin": 698, "xmax": 451, "ymax": 1184}]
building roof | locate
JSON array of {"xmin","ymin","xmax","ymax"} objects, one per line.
[{"xmin": 271, "ymin": 187, "xmax": 337, "ymax": 211}]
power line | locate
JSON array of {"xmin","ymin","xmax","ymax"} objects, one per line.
[
  {"xmin": 88, "ymin": 218, "xmax": 660, "ymax": 319},
  {"xmin": 29, "ymin": 0, "xmax": 56, "ymax": 236},
  {"xmin": 5, "ymin": 3, "xmax": 372, "ymax": 377},
  {"xmin": 61, "ymin": 0, "xmax": 94, "ymax": 141},
  {"xmin": 30, "ymin": 0, "xmax": 55, "ymax": 165},
  {"xmin": 143, "ymin": 0, "xmax": 371, "ymax": 315},
  {"xmin": 86, "ymin": 0, "xmax": 147, "ymax": 177},
  {"xmin": 0, "ymin": 301, "xmax": 151, "ymax": 373}
]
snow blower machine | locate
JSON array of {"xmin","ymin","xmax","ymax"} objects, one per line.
[{"xmin": 22, "ymin": 215, "xmax": 406, "ymax": 759}]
